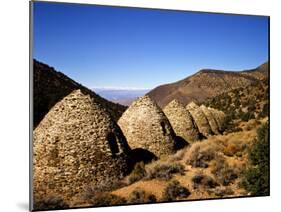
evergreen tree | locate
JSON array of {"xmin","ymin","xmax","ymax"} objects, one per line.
[{"xmin": 242, "ymin": 122, "xmax": 269, "ymax": 196}]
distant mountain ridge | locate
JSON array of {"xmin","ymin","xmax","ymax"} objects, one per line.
[
  {"xmin": 93, "ymin": 88, "xmax": 150, "ymax": 106},
  {"xmin": 33, "ymin": 59, "xmax": 127, "ymax": 128},
  {"xmin": 147, "ymin": 62, "xmax": 269, "ymax": 108}
]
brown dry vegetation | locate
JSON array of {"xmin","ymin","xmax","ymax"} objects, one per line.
[{"xmin": 108, "ymin": 119, "xmax": 262, "ymax": 204}]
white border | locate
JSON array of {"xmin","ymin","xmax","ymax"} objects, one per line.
[{"xmin": 0, "ymin": 0, "xmax": 280, "ymax": 212}]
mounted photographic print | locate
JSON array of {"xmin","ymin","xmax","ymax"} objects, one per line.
[{"xmin": 30, "ymin": 1, "xmax": 270, "ymax": 211}]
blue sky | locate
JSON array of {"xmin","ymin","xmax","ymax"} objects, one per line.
[{"xmin": 33, "ymin": 2, "xmax": 269, "ymax": 89}]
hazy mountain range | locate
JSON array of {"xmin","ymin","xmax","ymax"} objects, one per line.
[{"xmin": 93, "ymin": 88, "xmax": 151, "ymax": 106}]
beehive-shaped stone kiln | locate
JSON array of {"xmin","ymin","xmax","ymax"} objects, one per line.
[
  {"xmin": 186, "ymin": 102, "xmax": 213, "ymax": 137},
  {"xmin": 200, "ymin": 105, "xmax": 220, "ymax": 134},
  {"xmin": 163, "ymin": 99, "xmax": 200, "ymax": 142},
  {"xmin": 118, "ymin": 95, "xmax": 177, "ymax": 157},
  {"xmin": 33, "ymin": 89, "xmax": 131, "ymax": 201},
  {"xmin": 208, "ymin": 107, "xmax": 226, "ymax": 132}
]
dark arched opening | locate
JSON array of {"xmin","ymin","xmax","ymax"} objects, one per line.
[
  {"xmin": 106, "ymin": 132, "xmax": 119, "ymax": 155},
  {"xmin": 160, "ymin": 121, "xmax": 167, "ymax": 135}
]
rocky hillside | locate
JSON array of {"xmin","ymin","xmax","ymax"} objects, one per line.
[
  {"xmin": 205, "ymin": 78, "xmax": 269, "ymax": 123},
  {"xmin": 147, "ymin": 62, "xmax": 268, "ymax": 108},
  {"xmin": 33, "ymin": 60, "xmax": 126, "ymax": 128}
]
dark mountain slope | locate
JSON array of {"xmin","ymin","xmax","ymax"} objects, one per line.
[
  {"xmin": 33, "ymin": 59, "xmax": 127, "ymax": 128},
  {"xmin": 147, "ymin": 62, "xmax": 268, "ymax": 108}
]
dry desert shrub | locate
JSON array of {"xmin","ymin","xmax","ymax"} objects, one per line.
[
  {"xmin": 243, "ymin": 119, "xmax": 260, "ymax": 131},
  {"xmin": 127, "ymin": 162, "xmax": 147, "ymax": 184},
  {"xmin": 82, "ymin": 177, "xmax": 127, "ymax": 205},
  {"xmin": 210, "ymin": 155, "xmax": 238, "ymax": 186},
  {"xmin": 223, "ymin": 140, "xmax": 247, "ymax": 157},
  {"xmin": 83, "ymin": 177, "xmax": 126, "ymax": 199},
  {"xmin": 145, "ymin": 162, "xmax": 185, "ymax": 181},
  {"xmin": 162, "ymin": 180, "xmax": 191, "ymax": 201},
  {"xmin": 191, "ymin": 173, "xmax": 219, "ymax": 189},
  {"xmin": 223, "ymin": 143, "xmax": 240, "ymax": 157},
  {"xmin": 126, "ymin": 160, "xmax": 185, "ymax": 183},
  {"xmin": 185, "ymin": 140, "xmax": 224, "ymax": 168},
  {"xmin": 213, "ymin": 187, "xmax": 234, "ymax": 197},
  {"xmin": 33, "ymin": 196, "xmax": 69, "ymax": 211},
  {"xmin": 87, "ymin": 192, "xmax": 126, "ymax": 206},
  {"xmin": 168, "ymin": 147, "xmax": 188, "ymax": 162},
  {"xmin": 127, "ymin": 188, "xmax": 157, "ymax": 204},
  {"xmin": 204, "ymin": 130, "xmax": 254, "ymax": 158}
]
